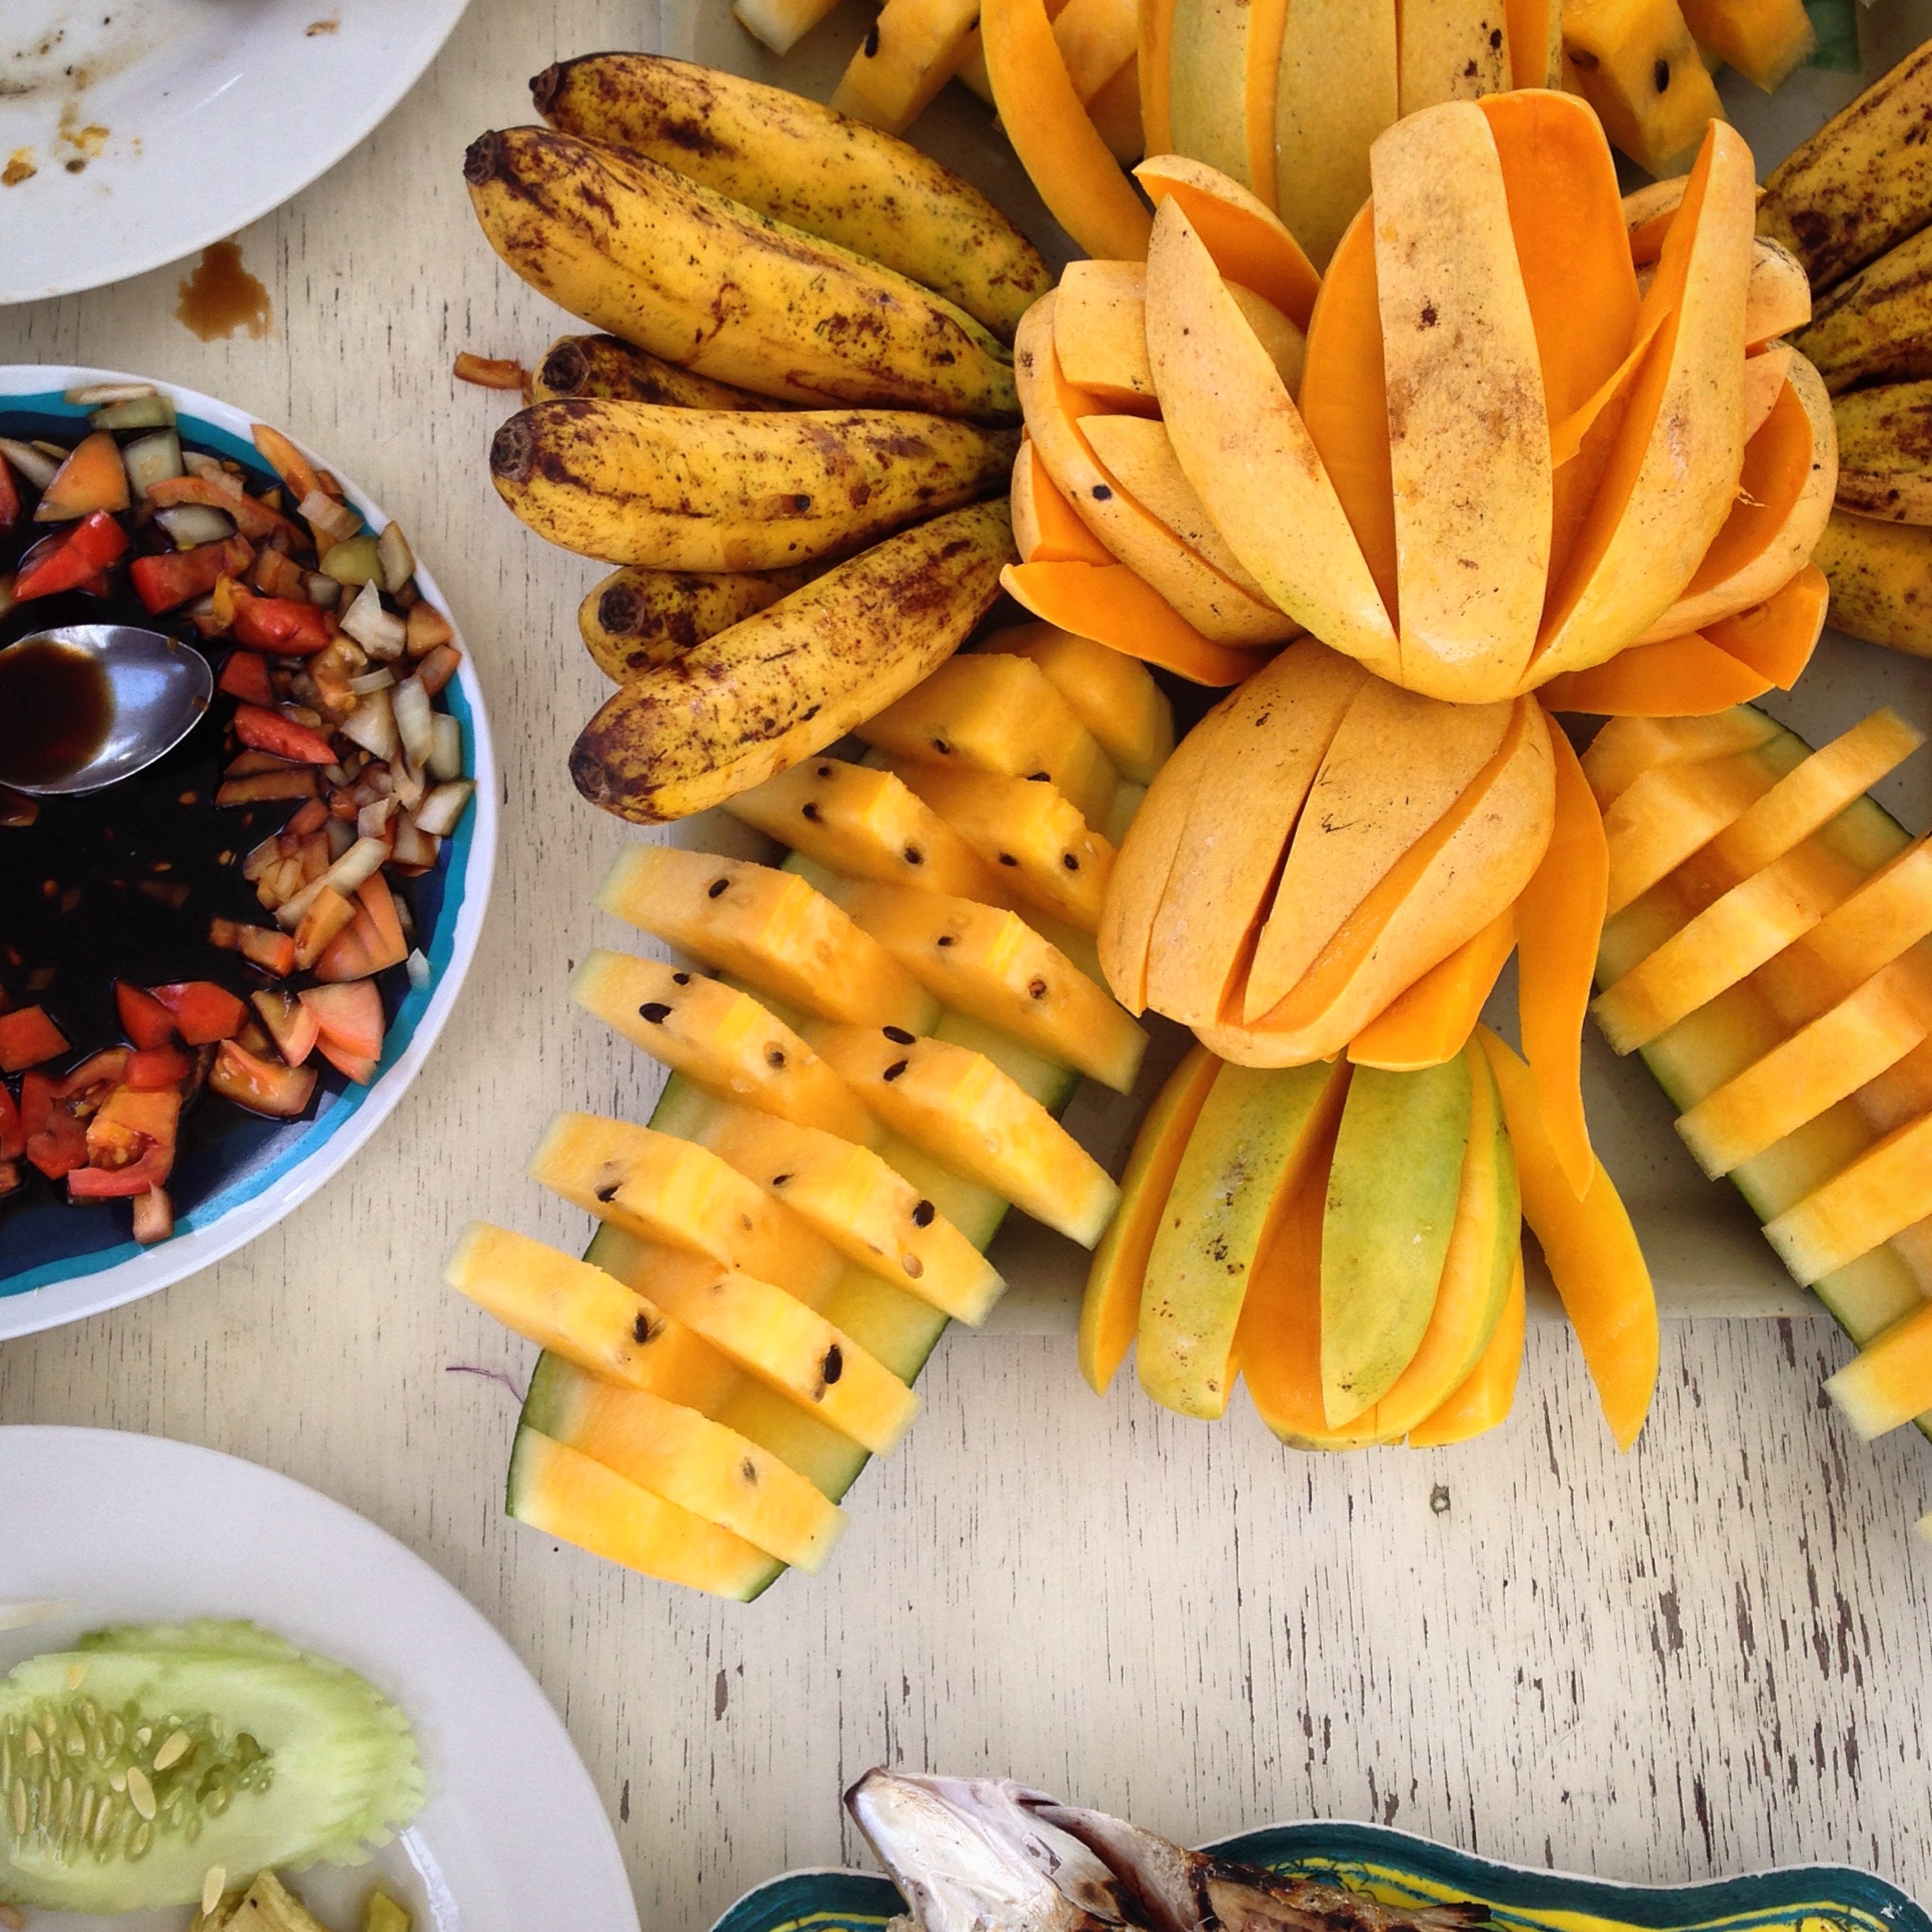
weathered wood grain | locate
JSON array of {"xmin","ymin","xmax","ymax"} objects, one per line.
[{"xmin": 1, "ymin": 3, "xmax": 1929, "ymax": 1926}]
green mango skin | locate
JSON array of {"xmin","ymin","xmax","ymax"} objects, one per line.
[
  {"xmin": 1320, "ymin": 1053, "xmax": 1473, "ymax": 1427},
  {"xmin": 1139, "ymin": 1058, "xmax": 1343, "ymax": 1420}
]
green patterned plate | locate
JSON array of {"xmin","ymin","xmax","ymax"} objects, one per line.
[{"xmin": 712, "ymin": 1819, "xmax": 1926, "ymax": 1932}]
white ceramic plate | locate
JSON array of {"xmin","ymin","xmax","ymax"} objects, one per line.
[
  {"xmin": 0, "ymin": 1425, "xmax": 641, "ymax": 1932},
  {"xmin": 0, "ymin": 1, "xmax": 472, "ymax": 305},
  {"xmin": 0, "ymin": 366, "xmax": 498, "ymax": 1340}
]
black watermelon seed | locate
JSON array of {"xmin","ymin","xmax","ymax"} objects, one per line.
[
  {"xmin": 1028, "ymin": 978, "xmax": 1048, "ymax": 1000},
  {"xmin": 998, "ymin": 852, "xmax": 1018, "ymax": 867},
  {"xmin": 1063, "ymin": 853, "xmax": 1079, "ymax": 869},
  {"xmin": 707, "ymin": 877, "xmax": 730, "ymax": 898},
  {"xmin": 633, "ymin": 1313, "xmax": 654, "ymax": 1344},
  {"xmin": 671, "ymin": 970, "xmax": 690, "ymax": 985},
  {"xmin": 884, "ymin": 1025, "xmax": 916, "ymax": 1043},
  {"xmin": 912, "ymin": 1199, "xmax": 935, "ymax": 1227},
  {"xmin": 904, "ymin": 845, "xmax": 923, "ymax": 864},
  {"xmin": 822, "ymin": 1344, "xmax": 844, "ymax": 1383},
  {"xmin": 801, "ymin": 801, "xmax": 822, "ymax": 822},
  {"xmin": 638, "ymin": 1001, "xmax": 671, "ymax": 1023},
  {"xmin": 765, "ymin": 1045, "xmax": 786, "ymax": 1068},
  {"xmin": 1654, "ymin": 56, "xmax": 1670, "ymax": 90},
  {"xmin": 882, "ymin": 1058, "xmax": 909, "ymax": 1082}
]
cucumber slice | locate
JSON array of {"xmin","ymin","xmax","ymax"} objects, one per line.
[{"xmin": 0, "ymin": 1630, "xmax": 423, "ymax": 1914}]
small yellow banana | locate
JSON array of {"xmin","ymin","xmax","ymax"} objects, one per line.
[
  {"xmin": 579, "ymin": 565, "xmax": 811, "ymax": 681},
  {"xmin": 1832, "ymin": 380, "xmax": 1932, "ymax": 524},
  {"xmin": 465, "ymin": 127, "xmax": 1018, "ymax": 421},
  {"xmin": 570, "ymin": 500, "xmax": 1016, "ymax": 822},
  {"xmin": 1760, "ymin": 39, "xmax": 1932, "ymax": 293},
  {"xmin": 1795, "ymin": 226, "xmax": 1932, "ymax": 394},
  {"xmin": 530, "ymin": 54, "xmax": 1052, "ymax": 343},
  {"xmin": 490, "ymin": 397, "xmax": 1018, "ymax": 570},
  {"xmin": 1813, "ymin": 508, "xmax": 1932, "ymax": 657},
  {"xmin": 531, "ymin": 333, "xmax": 784, "ymax": 410}
]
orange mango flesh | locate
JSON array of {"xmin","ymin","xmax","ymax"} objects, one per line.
[
  {"xmin": 1014, "ymin": 439, "xmax": 1114, "ymax": 565},
  {"xmin": 1478, "ymin": 92, "xmax": 1641, "ymax": 600},
  {"xmin": 1134, "ymin": 158, "xmax": 1320, "ymax": 332},
  {"xmin": 1001, "ymin": 561, "xmax": 1269, "ymax": 685},
  {"xmin": 983, "ymin": 0, "xmax": 1152, "ymax": 260},
  {"xmin": 1405, "ymin": 1247, "xmax": 1526, "ymax": 1446},
  {"xmin": 1678, "ymin": 379, "xmax": 1814, "ymax": 599},
  {"xmin": 1703, "ymin": 564, "xmax": 1828, "ymax": 691},
  {"xmin": 1297, "ymin": 203, "xmax": 1398, "ymax": 628},
  {"xmin": 1231, "ymin": 1068, "xmax": 1356, "ymax": 1444},
  {"xmin": 1539, "ymin": 631, "xmax": 1774, "ymax": 717},
  {"xmin": 1079, "ymin": 1042, "xmax": 1221, "ymax": 1393},
  {"xmin": 1537, "ymin": 125, "xmax": 1718, "ymax": 660},
  {"xmin": 1247, "ymin": 701, "xmax": 1534, "ymax": 1036},
  {"xmin": 1138, "ymin": 0, "xmax": 1176, "ymax": 155},
  {"xmin": 1504, "ymin": 0, "xmax": 1557, "ymax": 84},
  {"xmin": 1242, "ymin": 0, "xmax": 1291, "ymax": 215},
  {"xmin": 1478, "ymin": 1027, "xmax": 1658, "ymax": 1450},
  {"xmin": 1347, "ymin": 907, "xmax": 1515, "ymax": 1072},
  {"xmin": 1515, "ymin": 722, "xmax": 1608, "ymax": 1197}
]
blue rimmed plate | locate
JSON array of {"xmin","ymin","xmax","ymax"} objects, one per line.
[
  {"xmin": 0, "ymin": 366, "xmax": 496, "ymax": 1337},
  {"xmin": 712, "ymin": 1819, "xmax": 1927, "ymax": 1932}
]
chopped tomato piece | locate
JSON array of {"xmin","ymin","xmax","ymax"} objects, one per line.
[
  {"xmin": 285, "ymin": 797, "xmax": 328, "ymax": 838},
  {"xmin": 238, "ymin": 924, "xmax": 298, "ymax": 975},
  {"xmin": 34, "ymin": 431, "xmax": 129, "ymax": 522},
  {"xmin": 22, "ymin": 1074, "xmax": 87, "ymax": 1180},
  {"xmin": 126, "ymin": 1046, "xmax": 192, "ymax": 1090},
  {"xmin": 131, "ymin": 537, "xmax": 249, "ymax": 615},
  {"xmin": 228, "ymin": 586, "xmax": 332, "ymax": 656},
  {"xmin": 252, "ymin": 989, "xmax": 320, "ymax": 1067},
  {"xmin": 315, "ymin": 874, "xmax": 408, "ymax": 982},
  {"xmin": 0, "ymin": 1160, "xmax": 21, "ymax": 1199},
  {"xmin": 85, "ymin": 1084, "xmax": 179, "ymax": 1164},
  {"xmin": 132, "ymin": 1185, "xmax": 175, "ymax": 1244},
  {"xmin": 234, "ymin": 703, "xmax": 337, "ymax": 764},
  {"xmin": 13, "ymin": 511, "xmax": 129, "ymax": 600},
  {"xmin": 0, "ymin": 1081, "xmax": 21, "ymax": 1160},
  {"xmin": 314, "ymin": 1037, "xmax": 380, "ymax": 1085},
  {"xmin": 217, "ymin": 769, "xmax": 318, "ymax": 806},
  {"xmin": 210, "ymin": 1039, "xmax": 318, "ymax": 1119},
  {"xmin": 18, "ymin": 1071, "xmax": 52, "ymax": 1138},
  {"xmin": 0, "ymin": 1004, "xmax": 71, "ymax": 1074},
  {"xmin": 0, "ymin": 451, "xmax": 20, "ymax": 533},
  {"xmin": 293, "ymin": 886, "xmax": 359, "ymax": 970},
  {"xmin": 217, "ymin": 651, "xmax": 275, "ymax": 704},
  {"xmin": 147, "ymin": 980, "xmax": 248, "ymax": 1046},
  {"xmin": 299, "ymin": 979, "xmax": 384, "ymax": 1062},
  {"xmin": 116, "ymin": 981, "xmax": 178, "ymax": 1050},
  {"xmin": 67, "ymin": 1140, "xmax": 172, "ymax": 1198}
]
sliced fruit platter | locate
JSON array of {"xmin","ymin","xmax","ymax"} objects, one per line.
[
  {"xmin": 435, "ymin": 18, "xmax": 1932, "ymax": 1597},
  {"xmin": 0, "ymin": 372, "xmax": 494, "ymax": 1335}
]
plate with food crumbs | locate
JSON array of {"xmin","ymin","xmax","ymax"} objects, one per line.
[
  {"xmin": 0, "ymin": 1425, "xmax": 640, "ymax": 1931},
  {"xmin": 0, "ymin": 0, "xmax": 471, "ymax": 304},
  {"xmin": 0, "ymin": 367, "xmax": 496, "ymax": 1337}
]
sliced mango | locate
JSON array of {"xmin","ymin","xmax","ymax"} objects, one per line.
[
  {"xmin": 1140, "ymin": 1058, "xmax": 1347, "ymax": 1419},
  {"xmin": 1054, "ymin": 259, "xmax": 1157, "ymax": 409},
  {"xmin": 1348, "ymin": 907, "xmax": 1515, "ymax": 1074},
  {"xmin": 726, "ymin": 757, "xmax": 1009, "ymax": 905},
  {"xmin": 1079, "ymin": 1042, "xmax": 1221, "ymax": 1394},
  {"xmin": 1012, "ymin": 438, "xmax": 1115, "ymax": 565},
  {"xmin": 1539, "ymin": 630, "xmax": 1775, "ymax": 717},
  {"xmin": 1080, "ymin": 412, "xmax": 1265, "ymax": 590},
  {"xmin": 1142, "ymin": 200, "xmax": 1398, "ymax": 678},
  {"xmin": 1478, "ymin": 1029, "xmax": 1658, "ymax": 1449},
  {"xmin": 1704, "ymin": 563, "xmax": 1829, "ymax": 691},
  {"xmin": 1133, "ymin": 152, "xmax": 1321, "ymax": 328},
  {"xmin": 1405, "ymin": 1248, "xmax": 1527, "ymax": 1446},
  {"xmin": 596, "ymin": 845, "xmax": 937, "ymax": 1032}
]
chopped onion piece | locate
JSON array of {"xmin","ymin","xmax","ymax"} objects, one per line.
[
  {"xmin": 123, "ymin": 428, "xmax": 185, "ymax": 500},
  {"xmin": 392, "ymin": 675, "xmax": 435, "ymax": 771},
  {"xmin": 376, "ymin": 521, "xmax": 415, "ymax": 594},
  {"xmin": 0, "ymin": 438, "xmax": 58, "ymax": 489},
  {"xmin": 358, "ymin": 796, "xmax": 398, "ymax": 840},
  {"xmin": 242, "ymin": 833, "xmax": 281, "ymax": 880},
  {"xmin": 428, "ymin": 711, "xmax": 463, "ymax": 781},
  {"xmin": 341, "ymin": 580, "xmax": 407, "ymax": 658},
  {"xmin": 391, "ymin": 814, "xmax": 438, "ymax": 869},
  {"xmin": 413, "ymin": 779, "xmax": 474, "ymax": 837},
  {"xmin": 347, "ymin": 668, "xmax": 395, "ymax": 696},
  {"xmin": 406, "ymin": 949, "xmax": 431, "ymax": 993},
  {"xmin": 305, "ymin": 572, "xmax": 341, "ymax": 609},
  {"xmin": 298, "ymin": 488, "xmax": 360, "ymax": 547},
  {"xmin": 325, "ymin": 816, "xmax": 356, "ymax": 860},
  {"xmin": 340, "ymin": 685, "xmax": 399, "ymax": 764},
  {"xmin": 391, "ymin": 760, "xmax": 427, "ymax": 812},
  {"xmin": 155, "ymin": 502, "xmax": 234, "ymax": 548},
  {"xmin": 66, "ymin": 381, "xmax": 156, "ymax": 405},
  {"xmin": 273, "ymin": 836, "xmax": 391, "ymax": 931},
  {"xmin": 92, "ymin": 395, "xmax": 176, "ymax": 433}
]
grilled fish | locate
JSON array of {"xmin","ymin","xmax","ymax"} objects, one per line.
[{"xmin": 846, "ymin": 1772, "xmax": 1489, "ymax": 1932}]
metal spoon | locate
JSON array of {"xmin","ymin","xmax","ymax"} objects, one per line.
[{"xmin": 0, "ymin": 622, "xmax": 213, "ymax": 796}]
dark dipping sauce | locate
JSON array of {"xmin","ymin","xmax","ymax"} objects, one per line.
[
  {"xmin": 0, "ymin": 417, "xmax": 435, "ymax": 1269},
  {"xmin": 0, "ymin": 636, "xmax": 112, "ymax": 787}
]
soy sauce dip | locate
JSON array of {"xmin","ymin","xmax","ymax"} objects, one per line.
[{"xmin": 0, "ymin": 635, "xmax": 112, "ymax": 788}]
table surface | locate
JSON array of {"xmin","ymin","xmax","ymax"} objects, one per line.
[{"xmin": 3, "ymin": 1, "xmax": 1931, "ymax": 1923}]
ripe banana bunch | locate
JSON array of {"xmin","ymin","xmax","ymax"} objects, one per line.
[
  {"xmin": 463, "ymin": 61, "xmax": 1036, "ymax": 822},
  {"xmin": 1765, "ymin": 41, "xmax": 1932, "ymax": 659}
]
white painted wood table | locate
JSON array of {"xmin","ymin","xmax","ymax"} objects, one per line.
[{"xmin": 3, "ymin": 1, "xmax": 1931, "ymax": 1923}]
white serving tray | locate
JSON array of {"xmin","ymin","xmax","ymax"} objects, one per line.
[{"xmin": 662, "ymin": 0, "xmax": 1932, "ymax": 1330}]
